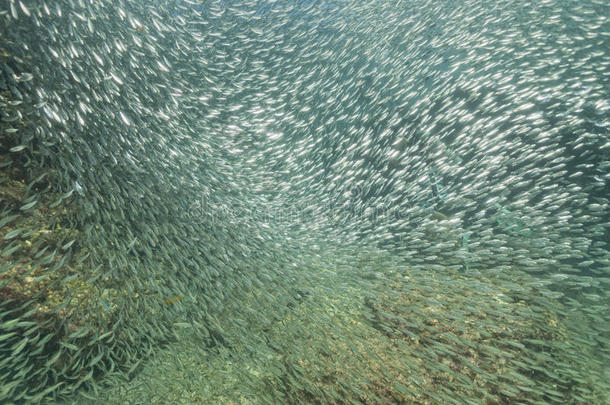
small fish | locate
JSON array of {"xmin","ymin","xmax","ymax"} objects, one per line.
[
  {"xmin": 15, "ymin": 72, "xmax": 33, "ymax": 82},
  {"xmin": 3, "ymin": 228, "xmax": 23, "ymax": 240},
  {"xmin": 68, "ymin": 326, "xmax": 90, "ymax": 340},
  {"xmin": 19, "ymin": 200, "xmax": 38, "ymax": 211},
  {"xmin": 9, "ymin": 145, "xmax": 27, "ymax": 152},
  {"xmin": 0, "ymin": 214, "xmax": 19, "ymax": 229},
  {"xmin": 0, "ymin": 332, "xmax": 17, "ymax": 342},
  {"xmin": 18, "ymin": 1, "xmax": 30, "ymax": 17},
  {"xmin": 11, "ymin": 337, "xmax": 29, "ymax": 356},
  {"xmin": 2, "ymin": 242, "xmax": 21, "ymax": 257},
  {"xmin": 61, "ymin": 239, "xmax": 76, "ymax": 250},
  {"xmin": 9, "ymin": 0, "xmax": 18, "ymax": 19},
  {"xmin": 126, "ymin": 237, "xmax": 137, "ymax": 251},
  {"xmin": 49, "ymin": 197, "xmax": 63, "ymax": 208},
  {"xmin": 59, "ymin": 341, "xmax": 79, "ymax": 351},
  {"xmin": 44, "ymin": 350, "xmax": 63, "ymax": 368},
  {"xmin": 431, "ymin": 210, "xmax": 448, "ymax": 221},
  {"xmin": 163, "ymin": 295, "xmax": 184, "ymax": 305}
]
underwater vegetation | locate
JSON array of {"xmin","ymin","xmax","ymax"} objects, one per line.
[{"xmin": 1, "ymin": 0, "xmax": 610, "ymax": 404}]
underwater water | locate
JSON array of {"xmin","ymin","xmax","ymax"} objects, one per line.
[{"xmin": 1, "ymin": 0, "xmax": 609, "ymax": 403}]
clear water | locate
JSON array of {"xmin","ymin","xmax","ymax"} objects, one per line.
[{"xmin": 1, "ymin": 0, "xmax": 609, "ymax": 403}]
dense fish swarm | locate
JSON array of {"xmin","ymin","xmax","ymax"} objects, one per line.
[{"xmin": 1, "ymin": 0, "xmax": 609, "ymax": 403}]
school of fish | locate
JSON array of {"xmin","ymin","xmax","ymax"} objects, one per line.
[{"xmin": 1, "ymin": 0, "xmax": 609, "ymax": 403}]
